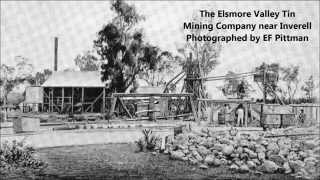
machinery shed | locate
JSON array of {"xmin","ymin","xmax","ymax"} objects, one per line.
[{"xmin": 41, "ymin": 71, "xmax": 107, "ymax": 113}]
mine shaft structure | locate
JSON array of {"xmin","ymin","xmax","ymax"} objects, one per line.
[{"xmin": 183, "ymin": 53, "xmax": 207, "ymax": 120}]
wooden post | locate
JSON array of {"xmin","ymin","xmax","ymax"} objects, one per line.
[
  {"xmin": 110, "ymin": 95, "xmax": 116, "ymax": 117},
  {"xmin": 245, "ymin": 102, "xmax": 248, "ymax": 127},
  {"xmin": 189, "ymin": 96, "xmax": 199, "ymax": 123},
  {"xmin": 198, "ymin": 99, "xmax": 201, "ymax": 121},
  {"xmin": 249, "ymin": 103, "xmax": 253, "ymax": 124},
  {"xmin": 71, "ymin": 87, "xmax": 74, "ymax": 113},
  {"xmin": 81, "ymin": 87, "xmax": 84, "ymax": 113},
  {"xmin": 50, "ymin": 88, "xmax": 52, "ymax": 112},
  {"xmin": 41, "ymin": 88, "xmax": 45, "ymax": 112},
  {"xmin": 149, "ymin": 96, "xmax": 156, "ymax": 121},
  {"xmin": 102, "ymin": 88, "xmax": 106, "ymax": 113},
  {"xmin": 61, "ymin": 87, "xmax": 64, "ymax": 113},
  {"xmin": 260, "ymin": 65, "xmax": 267, "ymax": 130}
]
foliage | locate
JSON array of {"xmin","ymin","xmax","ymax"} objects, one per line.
[
  {"xmin": 254, "ymin": 63, "xmax": 284, "ymax": 103},
  {"xmin": 177, "ymin": 15, "xmax": 221, "ymax": 77},
  {"xmin": 1, "ymin": 57, "xmax": 53, "ymax": 104},
  {"xmin": 0, "ymin": 140, "xmax": 47, "ymax": 174},
  {"xmin": 138, "ymin": 46, "xmax": 178, "ymax": 87},
  {"xmin": 0, "ymin": 64, "xmax": 15, "ymax": 103},
  {"xmin": 35, "ymin": 69, "xmax": 52, "ymax": 85},
  {"xmin": 301, "ymin": 75, "xmax": 315, "ymax": 101},
  {"xmin": 135, "ymin": 129, "xmax": 161, "ymax": 152},
  {"xmin": 277, "ymin": 65, "xmax": 300, "ymax": 104},
  {"xmin": 74, "ymin": 51, "xmax": 99, "ymax": 71},
  {"xmin": 95, "ymin": 0, "xmax": 165, "ymax": 93},
  {"xmin": 14, "ymin": 56, "xmax": 34, "ymax": 79},
  {"xmin": 220, "ymin": 71, "xmax": 252, "ymax": 98},
  {"xmin": 135, "ymin": 139, "xmax": 145, "ymax": 152}
]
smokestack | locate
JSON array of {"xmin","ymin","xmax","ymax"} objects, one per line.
[{"xmin": 54, "ymin": 37, "xmax": 58, "ymax": 71}]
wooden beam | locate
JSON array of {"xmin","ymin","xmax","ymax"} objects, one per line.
[
  {"xmin": 245, "ymin": 103, "xmax": 248, "ymax": 127},
  {"xmin": 85, "ymin": 90, "xmax": 103, "ymax": 112},
  {"xmin": 102, "ymin": 88, "xmax": 106, "ymax": 113},
  {"xmin": 149, "ymin": 96, "xmax": 156, "ymax": 121},
  {"xmin": 118, "ymin": 98, "xmax": 133, "ymax": 119},
  {"xmin": 109, "ymin": 95, "xmax": 117, "ymax": 117},
  {"xmin": 189, "ymin": 95, "xmax": 199, "ymax": 122},
  {"xmin": 112, "ymin": 93, "xmax": 193, "ymax": 98},
  {"xmin": 71, "ymin": 87, "xmax": 74, "ymax": 113},
  {"xmin": 62, "ymin": 87, "xmax": 64, "ymax": 113},
  {"xmin": 81, "ymin": 87, "xmax": 84, "ymax": 113}
]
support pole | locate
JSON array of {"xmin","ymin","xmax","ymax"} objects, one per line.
[
  {"xmin": 110, "ymin": 95, "xmax": 116, "ymax": 117},
  {"xmin": 62, "ymin": 87, "xmax": 64, "ymax": 113},
  {"xmin": 81, "ymin": 87, "xmax": 84, "ymax": 113},
  {"xmin": 71, "ymin": 87, "xmax": 74, "ymax": 114},
  {"xmin": 102, "ymin": 88, "xmax": 106, "ymax": 114},
  {"xmin": 189, "ymin": 95, "xmax": 199, "ymax": 123},
  {"xmin": 245, "ymin": 102, "xmax": 248, "ymax": 127},
  {"xmin": 260, "ymin": 65, "xmax": 267, "ymax": 130},
  {"xmin": 149, "ymin": 96, "xmax": 156, "ymax": 121}
]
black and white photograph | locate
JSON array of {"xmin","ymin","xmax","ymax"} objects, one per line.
[{"xmin": 0, "ymin": 1, "xmax": 319, "ymax": 179}]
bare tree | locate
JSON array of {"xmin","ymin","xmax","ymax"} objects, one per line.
[
  {"xmin": 74, "ymin": 51, "xmax": 99, "ymax": 71},
  {"xmin": 301, "ymin": 75, "xmax": 315, "ymax": 101},
  {"xmin": 278, "ymin": 65, "xmax": 299, "ymax": 104}
]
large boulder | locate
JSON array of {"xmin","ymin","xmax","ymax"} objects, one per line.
[
  {"xmin": 222, "ymin": 145, "xmax": 234, "ymax": 156},
  {"xmin": 267, "ymin": 142, "xmax": 280, "ymax": 155},
  {"xmin": 258, "ymin": 152, "xmax": 266, "ymax": 161},
  {"xmin": 170, "ymin": 150, "xmax": 185, "ymax": 161},
  {"xmin": 304, "ymin": 157, "xmax": 318, "ymax": 174},
  {"xmin": 247, "ymin": 160, "xmax": 256, "ymax": 169},
  {"xmin": 303, "ymin": 140, "xmax": 319, "ymax": 150},
  {"xmin": 279, "ymin": 147, "xmax": 290, "ymax": 156},
  {"xmin": 212, "ymin": 143, "xmax": 224, "ymax": 151},
  {"xmin": 268, "ymin": 154, "xmax": 285, "ymax": 166},
  {"xmin": 289, "ymin": 160, "xmax": 305, "ymax": 173},
  {"xmin": 244, "ymin": 148, "xmax": 257, "ymax": 158},
  {"xmin": 287, "ymin": 151, "xmax": 298, "ymax": 161},
  {"xmin": 261, "ymin": 160, "xmax": 279, "ymax": 173},
  {"xmin": 203, "ymin": 137, "xmax": 215, "ymax": 148},
  {"xmin": 197, "ymin": 145, "xmax": 210, "ymax": 157},
  {"xmin": 235, "ymin": 147, "xmax": 243, "ymax": 154},
  {"xmin": 239, "ymin": 140, "xmax": 250, "ymax": 147},
  {"xmin": 230, "ymin": 164, "xmax": 239, "ymax": 171},
  {"xmin": 199, "ymin": 164, "xmax": 208, "ymax": 169},
  {"xmin": 204, "ymin": 155, "xmax": 215, "ymax": 165},
  {"xmin": 192, "ymin": 150, "xmax": 203, "ymax": 162},
  {"xmin": 212, "ymin": 158, "xmax": 222, "ymax": 166},
  {"xmin": 283, "ymin": 162, "xmax": 292, "ymax": 174},
  {"xmin": 239, "ymin": 164, "xmax": 250, "ymax": 173},
  {"xmin": 255, "ymin": 144, "xmax": 266, "ymax": 153},
  {"xmin": 230, "ymin": 153, "xmax": 239, "ymax": 158},
  {"xmin": 219, "ymin": 138, "xmax": 232, "ymax": 145}
]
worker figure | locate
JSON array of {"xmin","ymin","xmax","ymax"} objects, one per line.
[
  {"xmin": 236, "ymin": 104, "xmax": 245, "ymax": 127},
  {"xmin": 297, "ymin": 109, "xmax": 306, "ymax": 127}
]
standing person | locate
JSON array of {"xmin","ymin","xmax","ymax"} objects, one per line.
[
  {"xmin": 236, "ymin": 104, "xmax": 244, "ymax": 127},
  {"xmin": 297, "ymin": 109, "xmax": 306, "ymax": 127}
]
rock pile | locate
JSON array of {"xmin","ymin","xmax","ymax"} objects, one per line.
[{"xmin": 164, "ymin": 128, "xmax": 320, "ymax": 179}]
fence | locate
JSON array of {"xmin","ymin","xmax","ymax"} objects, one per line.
[
  {"xmin": 291, "ymin": 104, "xmax": 320, "ymax": 126},
  {"xmin": 198, "ymin": 99, "xmax": 320, "ymax": 127},
  {"xmin": 109, "ymin": 93, "xmax": 198, "ymax": 121}
]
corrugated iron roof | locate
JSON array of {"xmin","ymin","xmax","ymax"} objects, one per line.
[{"xmin": 42, "ymin": 71, "xmax": 105, "ymax": 87}]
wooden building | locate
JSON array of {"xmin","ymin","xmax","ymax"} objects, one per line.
[{"xmin": 41, "ymin": 71, "xmax": 106, "ymax": 113}]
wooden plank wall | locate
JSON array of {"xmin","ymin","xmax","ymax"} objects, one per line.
[{"xmin": 291, "ymin": 104, "xmax": 320, "ymax": 125}]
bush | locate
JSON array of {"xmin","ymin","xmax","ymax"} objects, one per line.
[
  {"xmin": 135, "ymin": 129, "xmax": 161, "ymax": 152},
  {"xmin": 0, "ymin": 140, "xmax": 47, "ymax": 175}
]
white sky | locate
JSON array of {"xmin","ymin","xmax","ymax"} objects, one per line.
[{"xmin": 1, "ymin": 1, "xmax": 319, "ymax": 98}]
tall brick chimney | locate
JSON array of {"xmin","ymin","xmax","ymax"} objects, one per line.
[{"xmin": 54, "ymin": 37, "xmax": 58, "ymax": 71}]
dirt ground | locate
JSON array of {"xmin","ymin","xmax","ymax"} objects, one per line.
[{"xmin": 2, "ymin": 143, "xmax": 301, "ymax": 180}]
